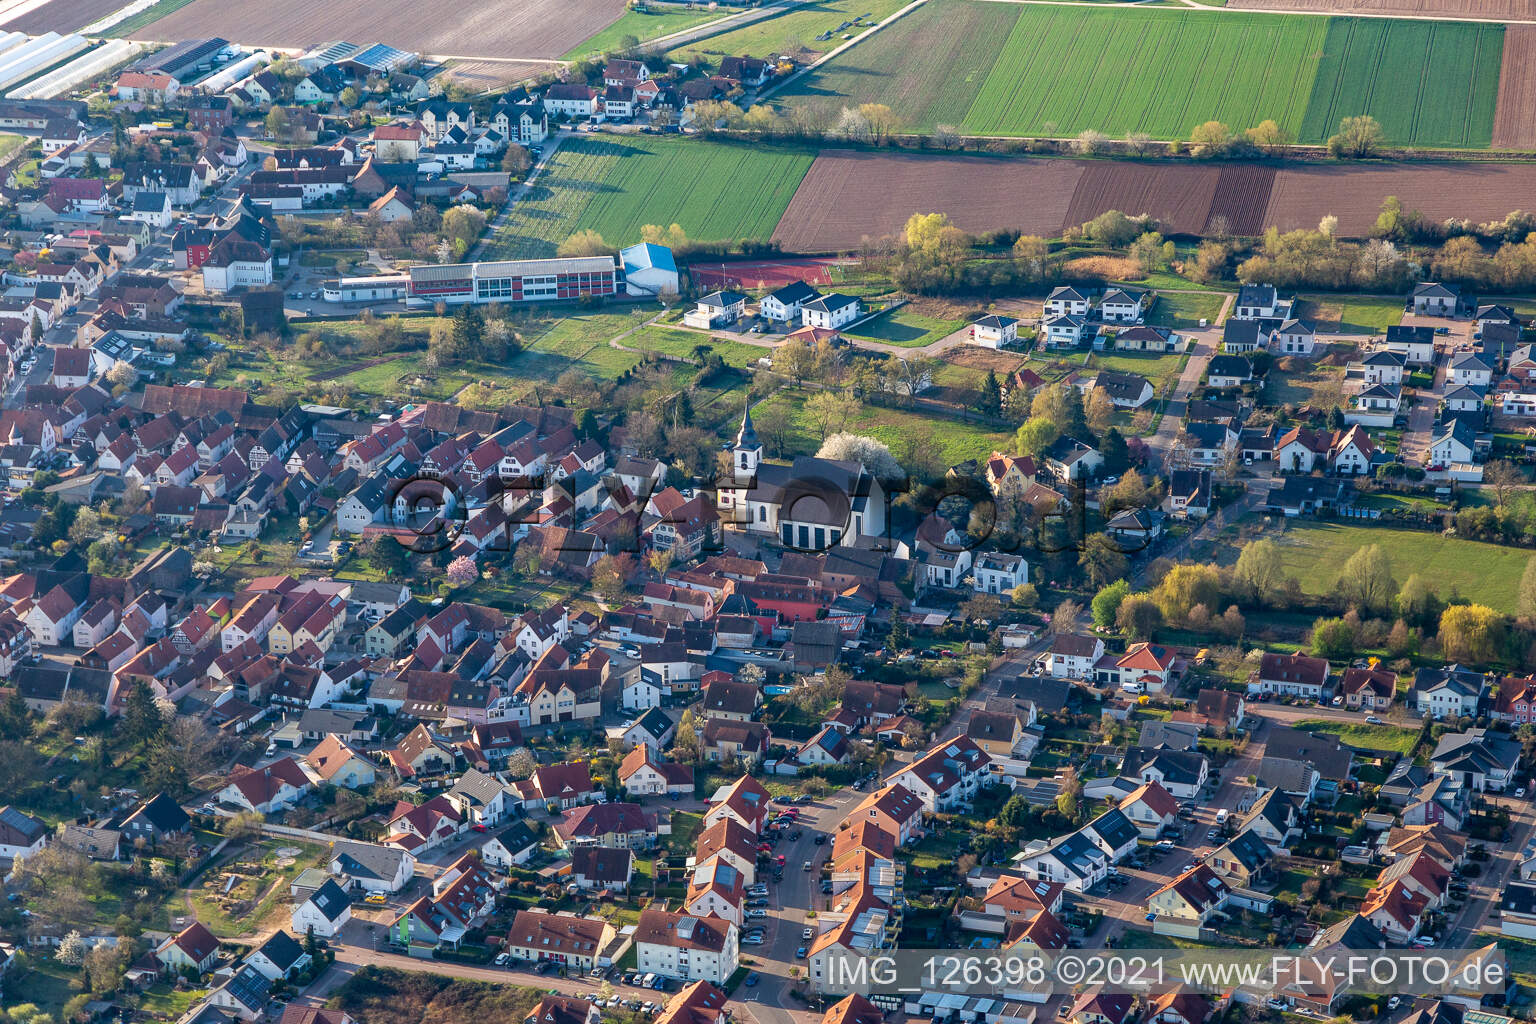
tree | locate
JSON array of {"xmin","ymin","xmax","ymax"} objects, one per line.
[
  {"xmin": 122, "ymin": 681, "xmax": 164, "ymax": 746},
  {"xmin": 1246, "ymin": 119, "xmax": 1290, "ymax": 154},
  {"xmin": 815, "ymin": 433, "xmax": 903, "ymax": 481},
  {"xmin": 502, "ymin": 143, "xmax": 531, "ymax": 175},
  {"xmin": 1234, "ymin": 538, "xmax": 1286, "ymax": 599},
  {"xmin": 442, "ymin": 206, "xmax": 487, "ymax": 249},
  {"xmin": 1438, "ymin": 604, "xmax": 1506, "ymax": 664},
  {"xmin": 673, "ymin": 709, "xmax": 702, "ymax": 763},
  {"xmin": 56, "ymin": 931, "xmax": 85, "ymax": 966},
  {"xmin": 67, "ymin": 507, "xmax": 101, "ymax": 547},
  {"xmin": 1189, "ymin": 120, "xmax": 1232, "ymax": 157},
  {"xmin": 1328, "ymin": 115, "xmax": 1385, "ymax": 159},
  {"xmin": 805, "ymin": 392, "xmax": 862, "ymax": 440},
  {"xmin": 858, "ymin": 103, "xmax": 901, "ymax": 141},
  {"xmin": 264, "ymin": 106, "xmax": 290, "ymax": 140},
  {"xmin": 592, "ymin": 554, "xmax": 633, "ymax": 605},
  {"xmin": 446, "ymin": 556, "xmax": 477, "ymax": 586},
  {"xmin": 1311, "ymin": 616, "xmax": 1357, "ymax": 659},
  {"xmin": 1396, "ymin": 573, "xmax": 1440, "ymax": 629},
  {"xmin": 1084, "ymin": 387, "xmax": 1116, "ymax": 432},
  {"xmin": 1099, "ymin": 427, "xmax": 1130, "ymax": 475},
  {"xmin": 1031, "ymin": 382, "xmax": 1087, "ymax": 436},
  {"xmin": 1337, "ymin": 543, "xmax": 1393, "ymax": 613},
  {"xmin": 1071, "ymin": 129, "xmax": 1108, "ymax": 156},
  {"xmin": 558, "ymin": 229, "xmax": 613, "ymax": 257},
  {"xmin": 1151, "ymin": 564, "xmax": 1222, "ymax": 623},
  {"xmin": 1092, "ymin": 579, "xmax": 1130, "ymax": 629},
  {"xmin": 1080, "ymin": 534, "xmax": 1130, "ymax": 588},
  {"xmin": 1011, "ymin": 583, "xmax": 1039, "ymax": 610},
  {"xmin": 1484, "ymin": 460, "xmax": 1525, "ymax": 508},
  {"xmin": 1116, "ymin": 594, "xmax": 1162, "ymax": 639},
  {"xmin": 1014, "ymin": 418, "xmax": 1060, "ymax": 458},
  {"xmin": 371, "ymin": 535, "xmax": 411, "ymax": 576}
]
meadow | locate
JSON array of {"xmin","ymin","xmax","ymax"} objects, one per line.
[
  {"xmin": 483, "ymin": 136, "xmax": 814, "ymax": 260},
  {"xmin": 1273, "ymin": 521, "xmax": 1531, "ymax": 614},
  {"xmin": 777, "ymin": 0, "xmax": 1506, "ymax": 148}
]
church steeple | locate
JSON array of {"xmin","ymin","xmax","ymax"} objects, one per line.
[{"xmin": 733, "ymin": 400, "xmax": 762, "ymax": 479}]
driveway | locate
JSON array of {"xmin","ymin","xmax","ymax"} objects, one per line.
[{"xmin": 1146, "ymin": 297, "xmax": 1231, "ymax": 470}]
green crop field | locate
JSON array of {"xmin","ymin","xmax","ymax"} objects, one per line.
[
  {"xmin": 1273, "ymin": 521, "xmax": 1531, "ymax": 614},
  {"xmin": 960, "ymin": 7, "xmax": 1326, "ymax": 139},
  {"xmin": 1298, "ymin": 18, "xmax": 1502, "ymax": 148},
  {"xmin": 777, "ymin": 0, "xmax": 1505, "ymax": 147},
  {"xmin": 483, "ymin": 136, "xmax": 814, "ymax": 260}
]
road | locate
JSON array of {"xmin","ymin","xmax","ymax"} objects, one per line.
[
  {"xmin": 469, "ymin": 132, "xmax": 567, "ymax": 262},
  {"xmin": 1146, "ymin": 296, "xmax": 1232, "ymax": 470}
]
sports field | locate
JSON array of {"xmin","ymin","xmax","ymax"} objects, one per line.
[
  {"xmin": 483, "ymin": 136, "xmax": 815, "ymax": 260},
  {"xmin": 776, "ymin": 0, "xmax": 1507, "ymax": 148}
]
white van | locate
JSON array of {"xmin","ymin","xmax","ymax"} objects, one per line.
[{"xmin": 1215, "ymin": 809, "xmax": 1230, "ymax": 826}]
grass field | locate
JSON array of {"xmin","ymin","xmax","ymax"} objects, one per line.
[
  {"xmin": 484, "ymin": 136, "xmax": 814, "ymax": 260},
  {"xmin": 842, "ymin": 306, "xmax": 965, "ymax": 348},
  {"xmin": 1295, "ymin": 293, "xmax": 1405, "ymax": 333},
  {"xmin": 755, "ymin": 389, "xmax": 1012, "ymax": 464},
  {"xmin": 669, "ymin": 0, "xmax": 911, "ymax": 61},
  {"xmin": 563, "ymin": 6, "xmax": 735, "ymax": 59},
  {"xmin": 777, "ymin": 0, "xmax": 1504, "ymax": 147},
  {"xmin": 1297, "ymin": 18, "xmax": 1502, "ymax": 148},
  {"xmin": 1295, "ymin": 718, "xmax": 1420, "ymax": 755},
  {"xmin": 1146, "ymin": 292, "xmax": 1226, "ymax": 329},
  {"xmin": 1274, "ymin": 521, "xmax": 1531, "ymax": 613}
]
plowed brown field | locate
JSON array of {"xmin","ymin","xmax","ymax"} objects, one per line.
[
  {"xmin": 129, "ymin": 0, "xmax": 624, "ymax": 58},
  {"xmin": 1, "ymin": 0, "xmax": 123, "ymax": 33},
  {"xmin": 1207, "ymin": 164, "xmax": 1279, "ymax": 236},
  {"xmin": 1062, "ymin": 163, "xmax": 1222, "ymax": 236},
  {"xmin": 1262, "ymin": 163, "xmax": 1536, "ymax": 235},
  {"xmin": 769, "ymin": 150, "xmax": 1084, "ymax": 253},
  {"xmin": 1493, "ymin": 25, "xmax": 1536, "ymax": 149},
  {"xmin": 1229, "ymin": 0, "xmax": 1536, "ymax": 16}
]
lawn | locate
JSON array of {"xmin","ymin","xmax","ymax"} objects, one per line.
[
  {"xmin": 841, "ymin": 305, "xmax": 965, "ymax": 348},
  {"xmin": 669, "ymin": 0, "xmax": 912, "ymax": 61},
  {"xmin": 1146, "ymin": 292, "xmax": 1225, "ymax": 330},
  {"xmin": 1295, "ymin": 718, "xmax": 1420, "ymax": 756},
  {"xmin": 484, "ymin": 136, "xmax": 815, "ymax": 260},
  {"xmin": 1297, "ymin": 17, "xmax": 1502, "ymax": 149},
  {"xmin": 563, "ymin": 6, "xmax": 739, "ymax": 59},
  {"xmin": 1295, "ymin": 293, "xmax": 1406, "ymax": 334},
  {"xmin": 777, "ymin": 0, "xmax": 1504, "ymax": 146},
  {"xmin": 1273, "ymin": 520, "xmax": 1531, "ymax": 614},
  {"xmin": 1067, "ymin": 349, "xmax": 1184, "ymax": 382}
]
